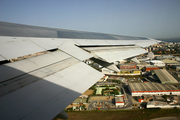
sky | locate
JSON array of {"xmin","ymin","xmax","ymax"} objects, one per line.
[{"xmin": 0, "ymin": 0, "xmax": 180, "ymax": 39}]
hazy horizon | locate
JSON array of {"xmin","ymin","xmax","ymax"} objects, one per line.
[{"xmin": 0, "ymin": 0, "xmax": 180, "ymax": 39}]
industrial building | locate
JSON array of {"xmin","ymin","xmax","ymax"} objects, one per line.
[
  {"xmin": 155, "ymin": 55, "xmax": 174, "ymax": 60},
  {"xmin": 119, "ymin": 63, "xmax": 137, "ymax": 69},
  {"xmin": 118, "ymin": 69, "xmax": 141, "ymax": 75},
  {"xmin": 147, "ymin": 101, "xmax": 180, "ymax": 108},
  {"xmin": 128, "ymin": 82, "xmax": 180, "ymax": 96},
  {"xmin": 137, "ymin": 62, "xmax": 149, "ymax": 70},
  {"xmin": 115, "ymin": 96, "xmax": 124, "ymax": 107},
  {"xmin": 102, "ymin": 67, "xmax": 141, "ymax": 76},
  {"xmin": 161, "ymin": 59, "xmax": 180, "ymax": 66},
  {"xmin": 149, "ymin": 60, "xmax": 165, "ymax": 67},
  {"xmin": 153, "ymin": 69, "xmax": 178, "ymax": 84},
  {"xmin": 145, "ymin": 66, "xmax": 159, "ymax": 71}
]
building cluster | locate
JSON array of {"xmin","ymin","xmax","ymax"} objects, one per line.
[
  {"xmin": 66, "ymin": 42, "xmax": 180, "ymax": 110},
  {"xmin": 145, "ymin": 42, "xmax": 180, "ymax": 54},
  {"xmin": 127, "ymin": 43, "xmax": 180, "ymax": 108}
]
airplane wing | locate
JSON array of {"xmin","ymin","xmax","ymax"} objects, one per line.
[{"xmin": 0, "ymin": 22, "xmax": 160, "ymax": 120}]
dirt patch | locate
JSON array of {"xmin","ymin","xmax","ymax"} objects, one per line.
[
  {"xmin": 89, "ymin": 96, "xmax": 114, "ymax": 101},
  {"xmin": 66, "ymin": 103, "xmax": 89, "ymax": 109}
]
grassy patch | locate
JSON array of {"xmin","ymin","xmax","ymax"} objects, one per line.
[{"xmin": 53, "ymin": 109, "xmax": 180, "ymax": 120}]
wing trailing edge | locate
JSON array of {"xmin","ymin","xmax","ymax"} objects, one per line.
[{"xmin": 0, "ymin": 50, "xmax": 103, "ymax": 120}]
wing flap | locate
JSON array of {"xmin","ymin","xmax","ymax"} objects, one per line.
[
  {"xmin": 58, "ymin": 41, "xmax": 93, "ymax": 61},
  {"xmin": 0, "ymin": 51, "xmax": 103, "ymax": 120},
  {"xmin": 0, "ymin": 39, "xmax": 45, "ymax": 60},
  {"xmin": 84, "ymin": 46, "xmax": 147, "ymax": 63},
  {"xmin": 0, "ymin": 51, "xmax": 71, "ymax": 83},
  {"xmin": 0, "ymin": 36, "xmax": 65, "ymax": 61}
]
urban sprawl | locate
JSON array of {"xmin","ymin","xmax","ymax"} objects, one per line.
[{"xmin": 66, "ymin": 41, "xmax": 180, "ymax": 111}]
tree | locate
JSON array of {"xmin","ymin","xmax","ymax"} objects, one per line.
[
  {"xmin": 82, "ymin": 104, "xmax": 86, "ymax": 109},
  {"xmin": 112, "ymin": 89, "xmax": 119, "ymax": 95},
  {"xmin": 93, "ymin": 89, "xmax": 96, "ymax": 96},
  {"xmin": 102, "ymin": 89, "xmax": 105, "ymax": 95},
  {"xmin": 90, "ymin": 84, "xmax": 96, "ymax": 90},
  {"xmin": 105, "ymin": 86, "xmax": 109, "ymax": 90}
]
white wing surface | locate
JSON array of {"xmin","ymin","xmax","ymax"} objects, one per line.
[
  {"xmin": 0, "ymin": 21, "xmax": 160, "ymax": 120},
  {"xmin": 0, "ymin": 50, "xmax": 103, "ymax": 120}
]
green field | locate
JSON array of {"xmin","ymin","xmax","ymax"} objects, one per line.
[{"xmin": 54, "ymin": 108, "xmax": 180, "ymax": 120}]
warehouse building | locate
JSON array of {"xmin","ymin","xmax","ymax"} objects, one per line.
[
  {"xmin": 119, "ymin": 63, "xmax": 137, "ymax": 69},
  {"xmin": 147, "ymin": 101, "xmax": 180, "ymax": 109},
  {"xmin": 153, "ymin": 69, "xmax": 178, "ymax": 84},
  {"xmin": 128, "ymin": 82, "xmax": 180, "ymax": 96},
  {"xmin": 149, "ymin": 60, "xmax": 165, "ymax": 67},
  {"xmin": 102, "ymin": 67, "xmax": 141, "ymax": 76},
  {"xmin": 115, "ymin": 96, "xmax": 124, "ymax": 107},
  {"xmin": 118, "ymin": 69, "xmax": 141, "ymax": 75},
  {"xmin": 145, "ymin": 66, "xmax": 159, "ymax": 71},
  {"xmin": 155, "ymin": 55, "xmax": 174, "ymax": 60},
  {"xmin": 137, "ymin": 62, "xmax": 149, "ymax": 70},
  {"xmin": 161, "ymin": 59, "xmax": 180, "ymax": 66}
]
